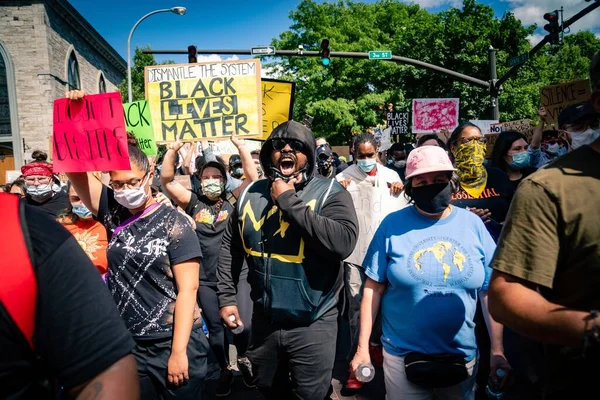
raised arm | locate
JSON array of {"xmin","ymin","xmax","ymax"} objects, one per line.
[
  {"xmin": 159, "ymin": 141, "xmax": 192, "ymax": 209},
  {"xmin": 230, "ymin": 135, "xmax": 259, "ymax": 199},
  {"xmin": 530, "ymin": 106, "xmax": 546, "ymax": 150},
  {"xmin": 180, "ymin": 143, "xmax": 195, "ymax": 176},
  {"xmin": 63, "ymin": 90, "xmax": 103, "ymax": 217}
]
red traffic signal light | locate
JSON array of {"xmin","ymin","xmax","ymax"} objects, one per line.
[
  {"xmin": 544, "ymin": 11, "xmax": 559, "ymax": 22},
  {"xmin": 543, "ymin": 10, "xmax": 560, "ymax": 45}
]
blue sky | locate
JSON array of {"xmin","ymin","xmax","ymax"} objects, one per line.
[{"xmin": 68, "ymin": 0, "xmax": 598, "ymax": 65}]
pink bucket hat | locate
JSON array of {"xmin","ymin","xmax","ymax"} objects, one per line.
[{"xmin": 405, "ymin": 146, "xmax": 456, "ymax": 180}]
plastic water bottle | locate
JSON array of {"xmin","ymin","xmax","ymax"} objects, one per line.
[
  {"xmin": 355, "ymin": 363, "xmax": 375, "ymax": 383},
  {"xmin": 229, "ymin": 314, "xmax": 244, "ymax": 334},
  {"xmin": 486, "ymin": 368, "xmax": 506, "ymax": 399}
]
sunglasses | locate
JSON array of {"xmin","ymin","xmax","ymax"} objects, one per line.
[{"xmin": 272, "ymin": 138, "xmax": 304, "ymax": 152}]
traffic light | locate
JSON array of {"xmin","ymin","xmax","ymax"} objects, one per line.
[
  {"xmin": 320, "ymin": 39, "xmax": 330, "ymax": 66},
  {"xmin": 188, "ymin": 45, "xmax": 197, "ymax": 63},
  {"xmin": 543, "ymin": 10, "xmax": 560, "ymax": 45}
]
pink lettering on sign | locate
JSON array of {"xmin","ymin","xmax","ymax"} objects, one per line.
[
  {"xmin": 52, "ymin": 92, "xmax": 130, "ymax": 173},
  {"xmin": 412, "ymin": 98, "xmax": 460, "ymax": 134}
]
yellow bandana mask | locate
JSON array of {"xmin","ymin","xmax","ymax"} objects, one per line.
[{"xmin": 452, "ymin": 140, "xmax": 488, "ymax": 199}]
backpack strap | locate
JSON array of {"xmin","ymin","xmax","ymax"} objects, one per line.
[{"xmin": 0, "ymin": 193, "xmax": 37, "ymax": 350}]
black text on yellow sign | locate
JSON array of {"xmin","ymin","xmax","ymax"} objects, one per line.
[{"xmin": 146, "ymin": 60, "xmax": 261, "ymax": 143}]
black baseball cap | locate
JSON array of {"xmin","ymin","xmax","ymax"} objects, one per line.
[
  {"xmin": 228, "ymin": 154, "xmax": 242, "ymax": 168},
  {"xmin": 316, "ymin": 144, "xmax": 332, "ymax": 159},
  {"xmin": 558, "ymin": 101, "xmax": 598, "ymax": 128}
]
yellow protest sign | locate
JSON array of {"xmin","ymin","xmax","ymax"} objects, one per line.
[
  {"xmin": 145, "ymin": 59, "xmax": 262, "ymax": 143},
  {"xmin": 261, "ymin": 79, "xmax": 295, "ymax": 140}
]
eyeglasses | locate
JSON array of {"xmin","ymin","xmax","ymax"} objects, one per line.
[
  {"xmin": 458, "ymin": 137, "xmax": 487, "ymax": 145},
  {"xmin": 24, "ymin": 176, "xmax": 51, "ymax": 185},
  {"xmin": 272, "ymin": 138, "xmax": 304, "ymax": 152},
  {"xmin": 109, "ymin": 173, "xmax": 148, "ymax": 190}
]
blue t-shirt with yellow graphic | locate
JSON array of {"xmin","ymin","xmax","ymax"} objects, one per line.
[{"xmin": 363, "ymin": 205, "xmax": 496, "ymax": 361}]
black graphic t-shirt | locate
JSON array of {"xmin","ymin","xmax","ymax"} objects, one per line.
[
  {"xmin": 184, "ymin": 193, "xmax": 234, "ymax": 286},
  {"xmin": 98, "ymin": 186, "xmax": 203, "ymax": 340},
  {"xmin": 451, "ymin": 166, "xmax": 515, "ymax": 224}
]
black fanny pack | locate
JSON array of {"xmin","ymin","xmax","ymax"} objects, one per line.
[{"xmin": 404, "ymin": 352, "xmax": 468, "ymax": 388}]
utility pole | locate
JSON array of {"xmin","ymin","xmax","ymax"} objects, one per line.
[{"xmin": 488, "ymin": 46, "xmax": 499, "ymax": 120}]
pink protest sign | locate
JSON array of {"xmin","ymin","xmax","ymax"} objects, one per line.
[
  {"xmin": 52, "ymin": 92, "xmax": 130, "ymax": 172},
  {"xmin": 412, "ymin": 98, "xmax": 460, "ymax": 134}
]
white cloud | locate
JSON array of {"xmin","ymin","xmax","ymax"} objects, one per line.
[
  {"xmin": 260, "ymin": 64, "xmax": 284, "ymax": 79},
  {"xmin": 527, "ymin": 33, "xmax": 546, "ymax": 46},
  {"xmin": 196, "ymin": 54, "xmax": 239, "ymax": 63},
  {"xmin": 504, "ymin": 0, "xmax": 600, "ymax": 33}
]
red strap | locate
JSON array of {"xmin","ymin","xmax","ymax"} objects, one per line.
[{"xmin": 0, "ymin": 193, "xmax": 37, "ymax": 349}]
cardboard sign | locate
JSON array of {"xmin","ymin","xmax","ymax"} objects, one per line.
[
  {"xmin": 470, "ymin": 120, "xmax": 499, "ymax": 135},
  {"xmin": 52, "ymin": 92, "xmax": 130, "ymax": 173},
  {"xmin": 378, "ymin": 127, "xmax": 393, "ymax": 152},
  {"xmin": 387, "ymin": 112, "xmax": 410, "ymax": 140},
  {"xmin": 540, "ymin": 79, "xmax": 591, "ymax": 123},
  {"xmin": 261, "ymin": 79, "xmax": 294, "ymax": 140},
  {"xmin": 344, "ymin": 183, "xmax": 408, "ymax": 265},
  {"xmin": 485, "ymin": 133, "xmax": 499, "ymax": 158},
  {"xmin": 123, "ymin": 100, "xmax": 157, "ymax": 155},
  {"xmin": 145, "ymin": 60, "xmax": 262, "ymax": 143},
  {"xmin": 5, "ymin": 170, "xmax": 21, "ymax": 183},
  {"xmin": 486, "ymin": 120, "xmax": 533, "ymax": 157},
  {"xmin": 412, "ymin": 98, "xmax": 459, "ymax": 134}
]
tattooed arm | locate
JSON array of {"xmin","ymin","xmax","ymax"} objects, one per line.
[
  {"xmin": 160, "ymin": 141, "xmax": 193, "ymax": 209},
  {"xmin": 69, "ymin": 354, "xmax": 139, "ymax": 400}
]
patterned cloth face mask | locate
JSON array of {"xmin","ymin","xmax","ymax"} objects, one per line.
[
  {"xmin": 452, "ymin": 140, "xmax": 488, "ymax": 199},
  {"xmin": 202, "ymin": 178, "xmax": 224, "ymax": 198}
]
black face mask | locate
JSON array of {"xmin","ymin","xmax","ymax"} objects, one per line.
[{"xmin": 411, "ymin": 182, "xmax": 452, "ymax": 214}]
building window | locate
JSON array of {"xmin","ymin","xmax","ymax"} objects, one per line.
[
  {"xmin": 0, "ymin": 41, "xmax": 21, "ymax": 183},
  {"xmin": 98, "ymin": 73, "xmax": 106, "ymax": 93},
  {"xmin": 0, "ymin": 54, "xmax": 10, "ymax": 138},
  {"xmin": 67, "ymin": 51, "xmax": 80, "ymax": 90}
]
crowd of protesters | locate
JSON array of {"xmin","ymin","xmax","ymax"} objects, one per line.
[{"xmin": 1, "ymin": 50, "xmax": 599, "ymax": 400}]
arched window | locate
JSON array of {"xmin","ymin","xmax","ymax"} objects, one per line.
[
  {"xmin": 0, "ymin": 41, "xmax": 21, "ymax": 183},
  {"xmin": 0, "ymin": 54, "xmax": 10, "ymax": 138},
  {"xmin": 67, "ymin": 51, "xmax": 80, "ymax": 90},
  {"xmin": 98, "ymin": 72, "xmax": 106, "ymax": 93}
]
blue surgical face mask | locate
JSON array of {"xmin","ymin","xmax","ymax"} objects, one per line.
[
  {"xmin": 357, "ymin": 158, "xmax": 377, "ymax": 173},
  {"xmin": 72, "ymin": 204, "xmax": 92, "ymax": 219},
  {"xmin": 508, "ymin": 151, "xmax": 530, "ymax": 170}
]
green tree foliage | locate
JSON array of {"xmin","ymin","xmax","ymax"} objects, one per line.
[
  {"xmin": 118, "ymin": 46, "xmax": 174, "ymax": 102},
  {"xmin": 270, "ymin": 0, "xmax": 600, "ymax": 143}
]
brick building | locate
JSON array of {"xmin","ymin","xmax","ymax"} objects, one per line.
[{"xmin": 0, "ymin": 0, "xmax": 125, "ymax": 183}]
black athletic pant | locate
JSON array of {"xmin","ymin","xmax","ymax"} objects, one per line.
[
  {"xmin": 247, "ymin": 309, "xmax": 338, "ymax": 400},
  {"xmin": 197, "ymin": 279, "xmax": 252, "ymax": 369},
  {"xmin": 133, "ymin": 326, "xmax": 208, "ymax": 399}
]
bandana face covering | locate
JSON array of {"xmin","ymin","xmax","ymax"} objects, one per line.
[{"xmin": 452, "ymin": 140, "xmax": 488, "ymax": 199}]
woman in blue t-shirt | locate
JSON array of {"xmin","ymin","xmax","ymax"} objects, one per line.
[{"xmin": 351, "ymin": 146, "xmax": 511, "ymax": 399}]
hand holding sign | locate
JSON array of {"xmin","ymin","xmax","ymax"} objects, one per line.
[{"xmin": 53, "ymin": 91, "xmax": 130, "ymax": 173}]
